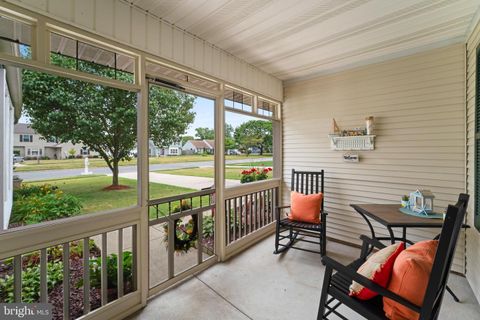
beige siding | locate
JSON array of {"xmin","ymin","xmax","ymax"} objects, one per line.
[
  {"xmin": 466, "ymin": 20, "xmax": 480, "ymax": 303},
  {"xmin": 283, "ymin": 44, "xmax": 466, "ymax": 273},
  {"xmin": 4, "ymin": 0, "xmax": 283, "ymax": 100}
]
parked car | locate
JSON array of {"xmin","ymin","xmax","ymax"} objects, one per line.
[
  {"xmin": 13, "ymin": 155, "xmax": 24, "ymax": 163},
  {"xmin": 227, "ymin": 149, "xmax": 242, "ymax": 155}
]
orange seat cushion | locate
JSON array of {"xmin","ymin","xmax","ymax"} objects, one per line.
[
  {"xmin": 288, "ymin": 191, "xmax": 322, "ymax": 224},
  {"xmin": 350, "ymin": 242, "xmax": 405, "ymax": 300},
  {"xmin": 383, "ymin": 240, "xmax": 438, "ymax": 320}
]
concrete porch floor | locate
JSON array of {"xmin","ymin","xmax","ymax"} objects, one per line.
[{"xmin": 129, "ymin": 235, "xmax": 480, "ymax": 320}]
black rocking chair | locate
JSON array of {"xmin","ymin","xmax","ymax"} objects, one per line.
[
  {"xmin": 274, "ymin": 169, "xmax": 326, "ymax": 256},
  {"xmin": 317, "ymin": 193, "xmax": 469, "ymax": 320}
]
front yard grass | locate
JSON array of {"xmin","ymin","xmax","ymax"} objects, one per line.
[
  {"xmin": 156, "ymin": 167, "xmax": 273, "ymax": 180},
  {"xmin": 14, "ymin": 155, "xmax": 270, "ymax": 172},
  {"xmin": 26, "ymin": 175, "xmax": 196, "ymax": 215},
  {"xmin": 228, "ymin": 161, "xmax": 273, "ymax": 167}
]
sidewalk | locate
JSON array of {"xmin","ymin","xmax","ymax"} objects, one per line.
[{"xmin": 119, "ymin": 171, "xmax": 241, "ymax": 190}]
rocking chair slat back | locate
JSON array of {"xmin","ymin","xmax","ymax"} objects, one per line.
[{"xmin": 421, "ymin": 194, "xmax": 469, "ymax": 319}]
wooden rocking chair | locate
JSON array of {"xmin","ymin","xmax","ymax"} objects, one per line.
[
  {"xmin": 274, "ymin": 169, "xmax": 326, "ymax": 256},
  {"xmin": 317, "ymin": 193, "xmax": 469, "ymax": 320}
]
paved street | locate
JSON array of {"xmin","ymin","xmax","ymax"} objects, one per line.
[{"xmin": 16, "ymin": 157, "xmax": 272, "ymax": 181}]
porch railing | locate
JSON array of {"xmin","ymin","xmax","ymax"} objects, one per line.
[
  {"xmin": 148, "ymin": 188, "xmax": 216, "ymax": 290},
  {"xmin": 224, "ymin": 178, "xmax": 280, "ymax": 246},
  {"xmin": 0, "ymin": 214, "xmax": 138, "ymax": 320}
]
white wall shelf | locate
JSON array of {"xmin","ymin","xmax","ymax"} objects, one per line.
[{"xmin": 328, "ymin": 135, "xmax": 376, "ymax": 151}]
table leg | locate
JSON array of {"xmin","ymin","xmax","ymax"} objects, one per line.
[
  {"xmin": 355, "ymin": 209, "xmax": 376, "ymax": 254},
  {"xmin": 402, "ymin": 227, "xmax": 407, "ymax": 243},
  {"xmin": 446, "ymin": 285, "xmax": 460, "ymax": 302},
  {"xmin": 387, "ymin": 226, "xmax": 395, "ymax": 244}
]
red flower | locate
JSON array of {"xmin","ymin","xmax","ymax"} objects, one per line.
[{"xmin": 268, "ymin": 167, "xmax": 273, "ymax": 172}]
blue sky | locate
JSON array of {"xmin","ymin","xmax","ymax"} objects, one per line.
[
  {"xmin": 20, "ymin": 95, "xmax": 265, "ymax": 137},
  {"xmin": 185, "ymin": 96, "xmax": 263, "ymax": 137}
]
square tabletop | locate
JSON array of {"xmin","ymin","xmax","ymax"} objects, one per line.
[{"xmin": 350, "ymin": 204, "xmax": 444, "ymax": 228}]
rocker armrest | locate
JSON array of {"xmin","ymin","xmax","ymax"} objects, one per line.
[
  {"xmin": 321, "ymin": 256, "xmax": 421, "ymax": 314},
  {"xmin": 276, "ymin": 206, "xmax": 290, "ymax": 220}
]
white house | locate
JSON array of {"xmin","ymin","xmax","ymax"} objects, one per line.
[
  {"xmin": 13, "ymin": 123, "xmax": 96, "ymax": 159},
  {"xmin": 182, "ymin": 139, "xmax": 214, "ymax": 155}
]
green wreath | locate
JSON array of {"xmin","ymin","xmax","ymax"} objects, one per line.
[{"xmin": 163, "ymin": 214, "xmax": 199, "ymax": 253}]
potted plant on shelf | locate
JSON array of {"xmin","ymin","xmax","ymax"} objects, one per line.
[{"xmin": 401, "ymin": 195, "xmax": 410, "ymax": 208}]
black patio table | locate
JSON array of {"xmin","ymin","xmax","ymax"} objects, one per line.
[
  {"xmin": 350, "ymin": 203, "xmax": 449, "ymax": 245},
  {"xmin": 350, "ymin": 203, "xmax": 469, "ymax": 302}
]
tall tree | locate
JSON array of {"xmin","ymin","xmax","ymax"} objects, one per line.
[
  {"xmin": 180, "ymin": 135, "xmax": 195, "ymax": 146},
  {"xmin": 22, "ymin": 55, "xmax": 195, "ymax": 187},
  {"xmin": 234, "ymin": 120, "xmax": 272, "ymax": 155},
  {"xmin": 149, "ymin": 85, "xmax": 196, "ymax": 148},
  {"xmin": 225, "ymin": 124, "xmax": 234, "ymax": 138},
  {"xmin": 195, "ymin": 127, "xmax": 215, "ymax": 140}
]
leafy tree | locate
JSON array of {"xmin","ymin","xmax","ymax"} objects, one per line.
[
  {"xmin": 149, "ymin": 86, "xmax": 196, "ymax": 148},
  {"xmin": 234, "ymin": 120, "xmax": 272, "ymax": 155},
  {"xmin": 22, "ymin": 54, "xmax": 195, "ymax": 187},
  {"xmin": 195, "ymin": 127, "xmax": 215, "ymax": 140},
  {"xmin": 225, "ymin": 124, "xmax": 234, "ymax": 138},
  {"xmin": 180, "ymin": 135, "xmax": 195, "ymax": 146},
  {"xmin": 68, "ymin": 148, "xmax": 76, "ymax": 159},
  {"xmin": 225, "ymin": 137, "xmax": 236, "ymax": 151}
]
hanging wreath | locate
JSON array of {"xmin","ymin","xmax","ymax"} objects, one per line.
[{"xmin": 163, "ymin": 200, "xmax": 199, "ymax": 253}]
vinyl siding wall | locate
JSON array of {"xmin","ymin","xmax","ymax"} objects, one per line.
[
  {"xmin": 3, "ymin": 0, "xmax": 283, "ymax": 100},
  {"xmin": 466, "ymin": 20, "xmax": 480, "ymax": 303},
  {"xmin": 283, "ymin": 44, "xmax": 466, "ymax": 273}
]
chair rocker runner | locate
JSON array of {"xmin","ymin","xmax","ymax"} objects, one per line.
[
  {"xmin": 317, "ymin": 193, "xmax": 469, "ymax": 320},
  {"xmin": 274, "ymin": 169, "xmax": 326, "ymax": 256}
]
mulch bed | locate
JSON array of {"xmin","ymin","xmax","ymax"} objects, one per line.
[
  {"xmin": 49, "ymin": 258, "xmax": 102, "ymax": 320},
  {"xmin": 102, "ymin": 185, "xmax": 131, "ymax": 191}
]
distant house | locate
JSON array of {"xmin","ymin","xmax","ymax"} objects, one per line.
[
  {"xmin": 182, "ymin": 139, "xmax": 214, "ymax": 155},
  {"xmin": 167, "ymin": 143, "xmax": 182, "ymax": 156},
  {"xmin": 13, "ymin": 123, "xmax": 96, "ymax": 159}
]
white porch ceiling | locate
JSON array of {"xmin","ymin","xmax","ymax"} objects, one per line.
[{"xmin": 128, "ymin": 0, "xmax": 480, "ymax": 81}]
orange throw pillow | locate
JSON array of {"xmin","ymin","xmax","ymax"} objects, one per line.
[
  {"xmin": 383, "ymin": 240, "xmax": 438, "ymax": 320},
  {"xmin": 350, "ymin": 242, "xmax": 405, "ymax": 300},
  {"xmin": 288, "ymin": 191, "xmax": 323, "ymax": 224}
]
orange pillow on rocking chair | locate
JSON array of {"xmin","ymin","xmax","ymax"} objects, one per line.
[{"xmin": 288, "ymin": 191, "xmax": 323, "ymax": 224}]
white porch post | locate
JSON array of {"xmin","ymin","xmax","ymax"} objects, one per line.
[
  {"xmin": 215, "ymin": 84, "xmax": 226, "ymax": 261},
  {"xmin": 137, "ymin": 55, "xmax": 149, "ymax": 306}
]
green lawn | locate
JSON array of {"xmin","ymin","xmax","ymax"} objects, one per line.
[
  {"xmin": 15, "ymin": 155, "xmax": 270, "ymax": 172},
  {"xmin": 27, "ymin": 175, "xmax": 196, "ymax": 215},
  {"xmin": 228, "ymin": 161, "xmax": 273, "ymax": 167},
  {"xmin": 156, "ymin": 167, "xmax": 273, "ymax": 180}
]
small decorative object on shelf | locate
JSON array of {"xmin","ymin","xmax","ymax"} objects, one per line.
[
  {"xmin": 409, "ymin": 189, "xmax": 435, "ymax": 215},
  {"xmin": 330, "ymin": 118, "xmax": 341, "ymax": 135},
  {"xmin": 365, "ymin": 116, "xmax": 374, "ymax": 135},
  {"xmin": 401, "ymin": 195, "xmax": 410, "ymax": 208}
]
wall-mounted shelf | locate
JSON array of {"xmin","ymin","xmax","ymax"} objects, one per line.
[{"xmin": 328, "ymin": 135, "xmax": 376, "ymax": 151}]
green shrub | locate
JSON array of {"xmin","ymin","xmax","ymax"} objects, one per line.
[
  {"xmin": 0, "ymin": 261, "xmax": 63, "ymax": 303},
  {"xmin": 13, "ymin": 184, "xmax": 58, "ymax": 200},
  {"xmin": 203, "ymin": 215, "xmax": 214, "ymax": 238},
  {"xmin": 11, "ymin": 184, "xmax": 82, "ymax": 225},
  {"xmin": 80, "ymin": 251, "xmax": 133, "ymax": 289}
]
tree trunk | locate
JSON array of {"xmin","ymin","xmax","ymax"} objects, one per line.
[
  {"xmin": 260, "ymin": 146, "xmax": 264, "ymax": 155},
  {"xmin": 112, "ymin": 161, "xmax": 119, "ymax": 186}
]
